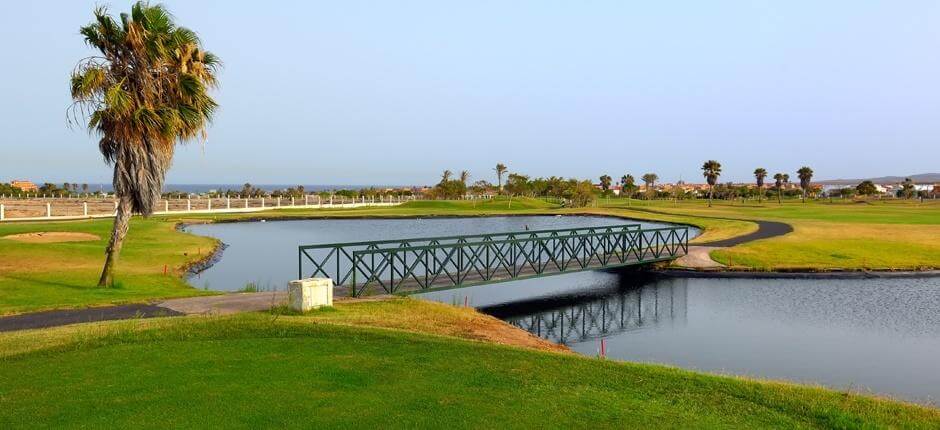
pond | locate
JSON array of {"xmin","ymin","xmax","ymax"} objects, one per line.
[
  {"xmin": 420, "ymin": 272, "xmax": 940, "ymax": 405},
  {"xmin": 184, "ymin": 215, "xmax": 669, "ymax": 292},
  {"xmin": 186, "ymin": 216, "xmax": 940, "ymax": 404}
]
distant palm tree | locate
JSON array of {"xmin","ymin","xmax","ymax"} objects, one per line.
[
  {"xmin": 641, "ymin": 173, "xmax": 658, "ymax": 199},
  {"xmin": 441, "ymin": 170, "xmax": 453, "ymax": 183},
  {"xmin": 599, "ymin": 175, "xmax": 612, "ymax": 194},
  {"xmin": 459, "ymin": 170, "xmax": 470, "ymax": 185},
  {"xmin": 773, "ymin": 173, "xmax": 784, "ymax": 204},
  {"xmin": 754, "ymin": 168, "xmax": 767, "ymax": 203},
  {"xmin": 701, "ymin": 160, "xmax": 722, "ymax": 207},
  {"xmin": 494, "ymin": 163, "xmax": 507, "ymax": 194},
  {"xmin": 797, "ymin": 166, "xmax": 814, "ymax": 203},
  {"xmin": 70, "ymin": 2, "xmax": 219, "ymax": 286}
]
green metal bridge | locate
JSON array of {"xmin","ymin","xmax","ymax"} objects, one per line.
[{"xmin": 298, "ymin": 223, "xmax": 689, "ymax": 296}]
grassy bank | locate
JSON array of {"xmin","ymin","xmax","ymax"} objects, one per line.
[{"xmin": 1, "ymin": 298, "xmax": 937, "ymax": 428}]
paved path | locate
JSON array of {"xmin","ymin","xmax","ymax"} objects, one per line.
[
  {"xmin": 695, "ymin": 220, "xmax": 792, "ymax": 247},
  {"xmin": 0, "ymin": 304, "xmax": 184, "ymax": 332},
  {"xmin": 671, "ymin": 219, "xmax": 792, "ymax": 268}
]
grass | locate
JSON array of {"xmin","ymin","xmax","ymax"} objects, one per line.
[
  {"xmin": 0, "ymin": 217, "xmax": 217, "ymax": 315},
  {"xmin": 1, "ymin": 197, "xmax": 937, "ymax": 314},
  {"xmin": 595, "ymin": 198, "xmax": 940, "ymax": 271},
  {"xmin": 0, "ymin": 298, "xmax": 937, "ymax": 428}
]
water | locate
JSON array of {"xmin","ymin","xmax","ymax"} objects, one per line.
[
  {"xmin": 186, "ymin": 216, "xmax": 940, "ymax": 404},
  {"xmin": 185, "ymin": 215, "xmax": 667, "ymax": 291},
  {"xmin": 421, "ymin": 272, "xmax": 940, "ymax": 405}
]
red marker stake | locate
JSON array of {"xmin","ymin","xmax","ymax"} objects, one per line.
[
  {"xmin": 600, "ymin": 339, "xmax": 607, "ymax": 358},
  {"xmin": 464, "ymin": 296, "xmax": 468, "ymax": 307},
  {"xmin": 163, "ymin": 264, "xmax": 167, "ymax": 275}
]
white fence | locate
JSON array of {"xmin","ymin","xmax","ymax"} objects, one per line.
[{"xmin": 0, "ymin": 194, "xmax": 412, "ymax": 222}]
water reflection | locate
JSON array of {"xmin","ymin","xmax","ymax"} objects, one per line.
[{"xmin": 482, "ymin": 275, "xmax": 687, "ymax": 344}]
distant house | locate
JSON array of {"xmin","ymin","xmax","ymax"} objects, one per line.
[{"xmin": 10, "ymin": 180, "xmax": 38, "ymax": 192}]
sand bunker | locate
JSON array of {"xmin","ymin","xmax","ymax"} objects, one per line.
[{"xmin": 3, "ymin": 232, "xmax": 101, "ymax": 243}]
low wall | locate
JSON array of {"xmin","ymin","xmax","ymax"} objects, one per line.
[{"xmin": 0, "ymin": 195, "xmax": 408, "ymax": 222}]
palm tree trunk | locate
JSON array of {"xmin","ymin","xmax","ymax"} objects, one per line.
[
  {"xmin": 708, "ymin": 185, "xmax": 713, "ymax": 207},
  {"xmin": 777, "ymin": 188, "xmax": 782, "ymax": 204},
  {"xmin": 98, "ymin": 195, "xmax": 132, "ymax": 287}
]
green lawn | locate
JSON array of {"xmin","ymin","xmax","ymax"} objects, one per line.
[
  {"xmin": 1, "ymin": 300, "xmax": 937, "ymax": 429},
  {"xmin": 0, "ymin": 217, "xmax": 217, "ymax": 315},
  {"xmin": 597, "ymin": 198, "xmax": 940, "ymax": 271}
]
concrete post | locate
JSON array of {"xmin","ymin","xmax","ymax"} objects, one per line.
[
  {"xmin": 261, "ymin": 197, "xmax": 265, "ymax": 208},
  {"xmin": 245, "ymin": 198, "xmax": 249, "ymax": 208},
  {"xmin": 208, "ymin": 198, "xmax": 212, "ymax": 211},
  {"xmin": 305, "ymin": 195, "xmax": 309, "ymax": 206},
  {"xmin": 46, "ymin": 203, "xmax": 51, "ymax": 218},
  {"xmin": 187, "ymin": 199, "xmax": 192, "ymax": 211},
  {"xmin": 227, "ymin": 197, "xmax": 231, "ymax": 209},
  {"xmin": 0, "ymin": 204, "xmax": 4, "ymax": 221},
  {"xmin": 329, "ymin": 196, "xmax": 333, "ymax": 206},
  {"xmin": 288, "ymin": 278, "xmax": 333, "ymax": 312},
  {"xmin": 83, "ymin": 202, "xmax": 88, "ymax": 217},
  {"xmin": 277, "ymin": 197, "xmax": 281, "ymax": 207},
  {"xmin": 165, "ymin": 200, "xmax": 169, "ymax": 213},
  {"xmin": 291, "ymin": 196, "xmax": 295, "ymax": 206}
]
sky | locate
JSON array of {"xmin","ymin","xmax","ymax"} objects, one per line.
[{"xmin": 2, "ymin": 0, "xmax": 939, "ymax": 186}]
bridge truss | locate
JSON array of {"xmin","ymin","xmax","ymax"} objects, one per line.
[{"xmin": 299, "ymin": 223, "xmax": 688, "ymax": 296}]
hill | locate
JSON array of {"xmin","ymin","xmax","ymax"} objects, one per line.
[{"xmin": 818, "ymin": 173, "xmax": 940, "ymax": 185}]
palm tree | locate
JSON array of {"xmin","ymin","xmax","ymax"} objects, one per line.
[
  {"xmin": 459, "ymin": 170, "xmax": 470, "ymax": 185},
  {"xmin": 773, "ymin": 173, "xmax": 784, "ymax": 204},
  {"xmin": 701, "ymin": 160, "xmax": 722, "ymax": 207},
  {"xmin": 494, "ymin": 163, "xmax": 507, "ymax": 194},
  {"xmin": 599, "ymin": 175, "xmax": 612, "ymax": 193},
  {"xmin": 641, "ymin": 173, "xmax": 658, "ymax": 199},
  {"xmin": 441, "ymin": 170, "xmax": 453, "ymax": 183},
  {"xmin": 70, "ymin": 2, "xmax": 219, "ymax": 286},
  {"xmin": 797, "ymin": 166, "xmax": 814, "ymax": 203},
  {"xmin": 753, "ymin": 168, "xmax": 767, "ymax": 203}
]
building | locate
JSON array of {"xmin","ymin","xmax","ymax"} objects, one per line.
[{"xmin": 10, "ymin": 180, "xmax": 38, "ymax": 192}]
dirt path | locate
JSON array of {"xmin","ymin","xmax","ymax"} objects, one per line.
[{"xmin": 674, "ymin": 246, "xmax": 725, "ymax": 269}]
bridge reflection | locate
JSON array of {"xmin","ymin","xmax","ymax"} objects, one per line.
[{"xmin": 480, "ymin": 275, "xmax": 688, "ymax": 345}]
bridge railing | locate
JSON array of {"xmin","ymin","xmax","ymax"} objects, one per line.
[
  {"xmin": 298, "ymin": 223, "xmax": 642, "ymax": 286},
  {"xmin": 346, "ymin": 225, "xmax": 689, "ymax": 296}
]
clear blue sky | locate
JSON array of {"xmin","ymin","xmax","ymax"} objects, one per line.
[{"xmin": 2, "ymin": 1, "xmax": 939, "ymax": 186}]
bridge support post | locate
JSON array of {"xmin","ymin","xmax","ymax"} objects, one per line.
[{"xmin": 288, "ymin": 278, "xmax": 333, "ymax": 312}]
